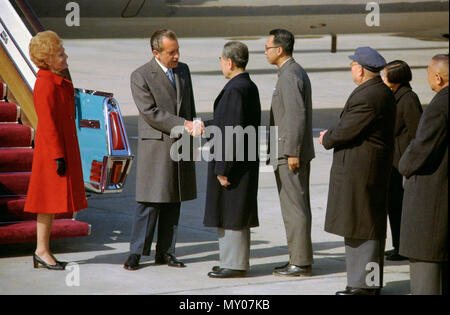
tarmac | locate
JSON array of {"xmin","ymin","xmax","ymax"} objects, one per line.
[{"xmin": 0, "ymin": 33, "xmax": 448, "ymax": 296}]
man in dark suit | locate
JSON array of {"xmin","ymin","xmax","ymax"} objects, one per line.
[
  {"xmin": 266, "ymin": 29, "xmax": 315, "ymax": 277},
  {"xmin": 319, "ymin": 47, "xmax": 395, "ymax": 295},
  {"xmin": 398, "ymin": 54, "xmax": 448, "ymax": 295},
  {"xmin": 123, "ymin": 29, "xmax": 200, "ymax": 270},
  {"xmin": 204, "ymin": 41, "xmax": 261, "ymax": 278}
]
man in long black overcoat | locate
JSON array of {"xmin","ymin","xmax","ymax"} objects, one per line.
[
  {"xmin": 203, "ymin": 41, "xmax": 261, "ymax": 278},
  {"xmin": 319, "ymin": 47, "xmax": 395, "ymax": 295},
  {"xmin": 399, "ymin": 54, "xmax": 448, "ymax": 295}
]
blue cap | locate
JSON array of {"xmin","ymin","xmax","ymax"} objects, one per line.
[{"xmin": 349, "ymin": 47, "xmax": 387, "ymax": 72}]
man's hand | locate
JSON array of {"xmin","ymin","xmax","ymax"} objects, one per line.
[
  {"xmin": 217, "ymin": 175, "xmax": 231, "ymax": 187},
  {"xmin": 56, "ymin": 158, "xmax": 66, "ymax": 176},
  {"xmin": 184, "ymin": 120, "xmax": 204, "ymax": 137},
  {"xmin": 193, "ymin": 120, "xmax": 205, "ymax": 137},
  {"xmin": 319, "ymin": 129, "xmax": 328, "ymax": 145},
  {"xmin": 287, "ymin": 156, "xmax": 300, "ymax": 172}
]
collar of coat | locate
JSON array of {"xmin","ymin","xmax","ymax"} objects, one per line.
[
  {"xmin": 436, "ymin": 85, "xmax": 449, "ymax": 97},
  {"xmin": 277, "ymin": 57, "xmax": 295, "ymax": 77},
  {"xmin": 394, "ymin": 84, "xmax": 413, "ymax": 101},
  {"xmin": 223, "ymin": 71, "xmax": 250, "ymax": 89},
  {"xmin": 37, "ymin": 69, "xmax": 71, "ymax": 86}
]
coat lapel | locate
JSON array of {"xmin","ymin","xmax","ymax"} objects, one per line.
[
  {"xmin": 173, "ymin": 66, "xmax": 185, "ymax": 115},
  {"xmin": 149, "ymin": 58, "xmax": 177, "ymax": 104}
]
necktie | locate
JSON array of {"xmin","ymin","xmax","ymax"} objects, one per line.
[{"xmin": 167, "ymin": 69, "xmax": 175, "ymax": 88}]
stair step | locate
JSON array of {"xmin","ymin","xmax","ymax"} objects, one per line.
[
  {"xmin": 0, "ymin": 148, "xmax": 33, "ymax": 172},
  {"xmin": 0, "ymin": 124, "xmax": 33, "ymax": 147},
  {"xmin": 0, "ymin": 196, "xmax": 73, "ymax": 222},
  {"xmin": 0, "ymin": 172, "xmax": 31, "ymax": 195},
  {"xmin": 0, "ymin": 219, "xmax": 90, "ymax": 244},
  {"xmin": 0, "ymin": 196, "xmax": 33, "ymax": 221},
  {"xmin": 0, "ymin": 101, "xmax": 19, "ymax": 123}
]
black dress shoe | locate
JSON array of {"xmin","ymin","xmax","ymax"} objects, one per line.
[
  {"xmin": 123, "ymin": 254, "xmax": 141, "ymax": 271},
  {"xmin": 155, "ymin": 253, "xmax": 186, "ymax": 268},
  {"xmin": 207, "ymin": 268, "xmax": 246, "ymax": 278},
  {"xmin": 386, "ymin": 252, "xmax": 408, "ymax": 261},
  {"xmin": 273, "ymin": 264, "xmax": 312, "ymax": 277},
  {"xmin": 33, "ymin": 253, "xmax": 66, "ymax": 270},
  {"xmin": 335, "ymin": 286, "xmax": 380, "ymax": 295},
  {"xmin": 385, "ymin": 249, "xmax": 397, "ymax": 256}
]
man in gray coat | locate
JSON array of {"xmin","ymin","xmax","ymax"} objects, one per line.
[
  {"xmin": 319, "ymin": 47, "xmax": 395, "ymax": 295},
  {"xmin": 399, "ymin": 54, "xmax": 448, "ymax": 295},
  {"xmin": 123, "ymin": 29, "xmax": 200, "ymax": 270},
  {"xmin": 266, "ymin": 29, "xmax": 315, "ymax": 277}
]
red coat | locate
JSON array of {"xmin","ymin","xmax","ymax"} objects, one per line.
[{"xmin": 24, "ymin": 69, "xmax": 87, "ymax": 213}]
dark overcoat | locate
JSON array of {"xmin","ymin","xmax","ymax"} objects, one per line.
[
  {"xmin": 392, "ymin": 84, "xmax": 423, "ymax": 169},
  {"xmin": 399, "ymin": 86, "xmax": 448, "ymax": 262},
  {"xmin": 203, "ymin": 72, "xmax": 261, "ymax": 229},
  {"xmin": 322, "ymin": 76, "xmax": 396, "ymax": 240},
  {"xmin": 130, "ymin": 58, "xmax": 197, "ymax": 203}
]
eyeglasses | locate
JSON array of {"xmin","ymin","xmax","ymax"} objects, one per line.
[{"xmin": 265, "ymin": 46, "xmax": 280, "ymax": 51}]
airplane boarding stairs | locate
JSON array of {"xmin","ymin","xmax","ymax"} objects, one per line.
[
  {"xmin": 0, "ymin": 0, "xmax": 133, "ymax": 244},
  {"xmin": 0, "ymin": 89, "xmax": 90, "ymax": 244}
]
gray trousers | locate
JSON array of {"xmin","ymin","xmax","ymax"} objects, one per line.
[
  {"xmin": 274, "ymin": 162, "xmax": 313, "ymax": 266},
  {"xmin": 410, "ymin": 260, "xmax": 448, "ymax": 295},
  {"xmin": 129, "ymin": 202, "xmax": 180, "ymax": 256},
  {"xmin": 218, "ymin": 228, "xmax": 250, "ymax": 271},
  {"xmin": 345, "ymin": 238, "xmax": 385, "ymax": 289}
]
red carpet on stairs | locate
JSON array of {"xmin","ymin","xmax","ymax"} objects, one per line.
[
  {"xmin": 0, "ymin": 85, "xmax": 90, "ymax": 244},
  {"xmin": 0, "ymin": 220, "xmax": 90, "ymax": 244},
  {"xmin": 0, "ymin": 148, "xmax": 34, "ymax": 172},
  {"xmin": 0, "ymin": 124, "xmax": 33, "ymax": 147},
  {"xmin": 0, "ymin": 101, "xmax": 18, "ymax": 122}
]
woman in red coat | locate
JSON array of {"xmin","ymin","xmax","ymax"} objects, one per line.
[{"xmin": 25, "ymin": 30, "xmax": 87, "ymax": 270}]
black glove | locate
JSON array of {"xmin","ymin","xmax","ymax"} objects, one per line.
[{"xmin": 56, "ymin": 158, "xmax": 66, "ymax": 176}]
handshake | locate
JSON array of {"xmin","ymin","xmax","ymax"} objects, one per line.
[{"xmin": 184, "ymin": 119, "xmax": 205, "ymax": 137}]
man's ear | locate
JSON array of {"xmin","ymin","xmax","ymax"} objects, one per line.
[
  {"xmin": 152, "ymin": 49, "xmax": 159, "ymax": 58},
  {"xmin": 276, "ymin": 47, "xmax": 283, "ymax": 57},
  {"xmin": 435, "ymin": 72, "xmax": 443, "ymax": 86},
  {"xmin": 358, "ymin": 66, "xmax": 365, "ymax": 78},
  {"xmin": 227, "ymin": 58, "xmax": 233, "ymax": 70}
]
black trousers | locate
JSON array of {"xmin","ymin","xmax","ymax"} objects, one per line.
[
  {"xmin": 388, "ymin": 167, "xmax": 403, "ymax": 250},
  {"xmin": 129, "ymin": 202, "xmax": 181, "ymax": 256}
]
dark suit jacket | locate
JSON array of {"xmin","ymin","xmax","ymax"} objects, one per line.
[
  {"xmin": 203, "ymin": 72, "xmax": 261, "ymax": 229},
  {"xmin": 130, "ymin": 57, "xmax": 197, "ymax": 203},
  {"xmin": 322, "ymin": 76, "xmax": 396, "ymax": 240},
  {"xmin": 399, "ymin": 86, "xmax": 448, "ymax": 262},
  {"xmin": 269, "ymin": 58, "xmax": 315, "ymax": 165},
  {"xmin": 392, "ymin": 85, "xmax": 423, "ymax": 169}
]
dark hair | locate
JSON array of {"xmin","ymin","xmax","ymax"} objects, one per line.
[
  {"xmin": 222, "ymin": 41, "xmax": 249, "ymax": 69},
  {"xmin": 384, "ymin": 60, "xmax": 412, "ymax": 85},
  {"xmin": 269, "ymin": 29, "xmax": 294, "ymax": 56},
  {"xmin": 150, "ymin": 29, "xmax": 177, "ymax": 52}
]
